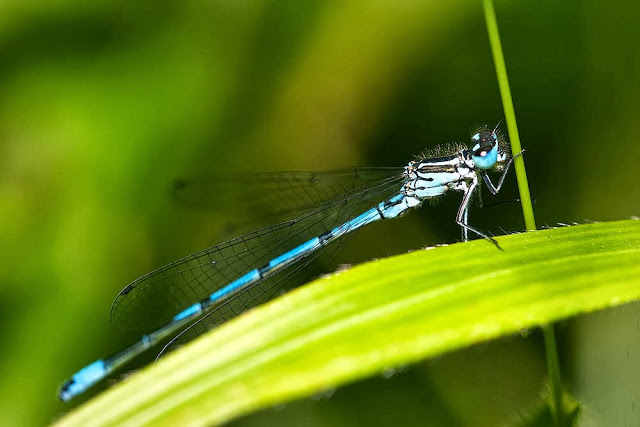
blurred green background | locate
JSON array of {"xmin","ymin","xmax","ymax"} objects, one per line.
[{"xmin": 1, "ymin": 0, "xmax": 639, "ymax": 425}]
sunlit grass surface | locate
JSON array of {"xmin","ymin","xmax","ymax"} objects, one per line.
[{"xmin": 56, "ymin": 220, "xmax": 640, "ymax": 426}]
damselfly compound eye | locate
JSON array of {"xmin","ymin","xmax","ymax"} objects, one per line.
[{"xmin": 471, "ymin": 130, "xmax": 499, "ymax": 169}]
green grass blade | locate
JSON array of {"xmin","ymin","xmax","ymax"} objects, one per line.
[
  {"xmin": 56, "ymin": 219, "xmax": 640, "ymax": 426},
  {"xmin": 482, "ymin": 1, "xmax": 561, "ymax": 422},
  {"xmin": 483, "ymin": 0, "xmax": 536, "ymax": 232}
]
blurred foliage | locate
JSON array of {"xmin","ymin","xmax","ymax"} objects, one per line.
[{"xmin": 0, "ymin": 0, "xmax": 639, "ymax": 425}]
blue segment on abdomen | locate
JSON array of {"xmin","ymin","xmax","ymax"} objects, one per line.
[
  {"xmin": 210, "ymin": 269, "xmax": 261, "ymax": 302},
  {"xmin": 268, "ymin": 237, "xmax": 321, "ymax": 269},
  {"xmin": 60, "ymin": 359, "xmax": 107, "ymax": 401},
  {"xmin": 379, "ymin": 195, "xmax": 409, "ymax": 218},
  {"xmin": 329, "ymin": 207, "xmax": 380, "ymax": 237},
  {"xmin": 172, "ymin": 302, "xmax": 203, "ymax": 322},
  {"xmin": 388, "ymin": 193, "xmax": 404, "ymax": 203}
]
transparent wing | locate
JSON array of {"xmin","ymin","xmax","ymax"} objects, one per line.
[
  {"xmin": 171, "ymin": 167, "xmax": 403, "ymax": 229},
  {"xmin": 155, "ymin": 227, "xmax": 362, "ymax": 359},
  {"xmin": 110, "ymin": 170, "xmax": 406, "ymax": 333}
]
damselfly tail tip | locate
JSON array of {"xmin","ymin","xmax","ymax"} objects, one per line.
[{"xmin": 58, "ymin": 379, "xmax": 74, "ymax": 402}]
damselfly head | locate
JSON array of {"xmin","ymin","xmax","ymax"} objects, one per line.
[{"xmin": 470, "ymin": 129, "xmax": 505, "ymax": 169}]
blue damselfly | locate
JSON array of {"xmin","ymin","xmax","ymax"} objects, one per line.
[{"xmin": 59, "ymin": 126, "xmax": 523, "ymax": 401}]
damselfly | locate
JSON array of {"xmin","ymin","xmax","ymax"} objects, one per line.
[{"xmin": 59, "ymin": 126, "xmax": 523, "ymax": 401}]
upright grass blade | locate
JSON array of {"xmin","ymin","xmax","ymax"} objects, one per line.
[
  {"xmin": 482, "ymin": 0, "xmax": 536, "ymax": 232},
  {"xmin": 56, "ymin": 219, "xmax": 640, "ymax": 426},
  {"xmin": 482, "ymin": 1, "xmax": 568, "ymax": 424}
]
